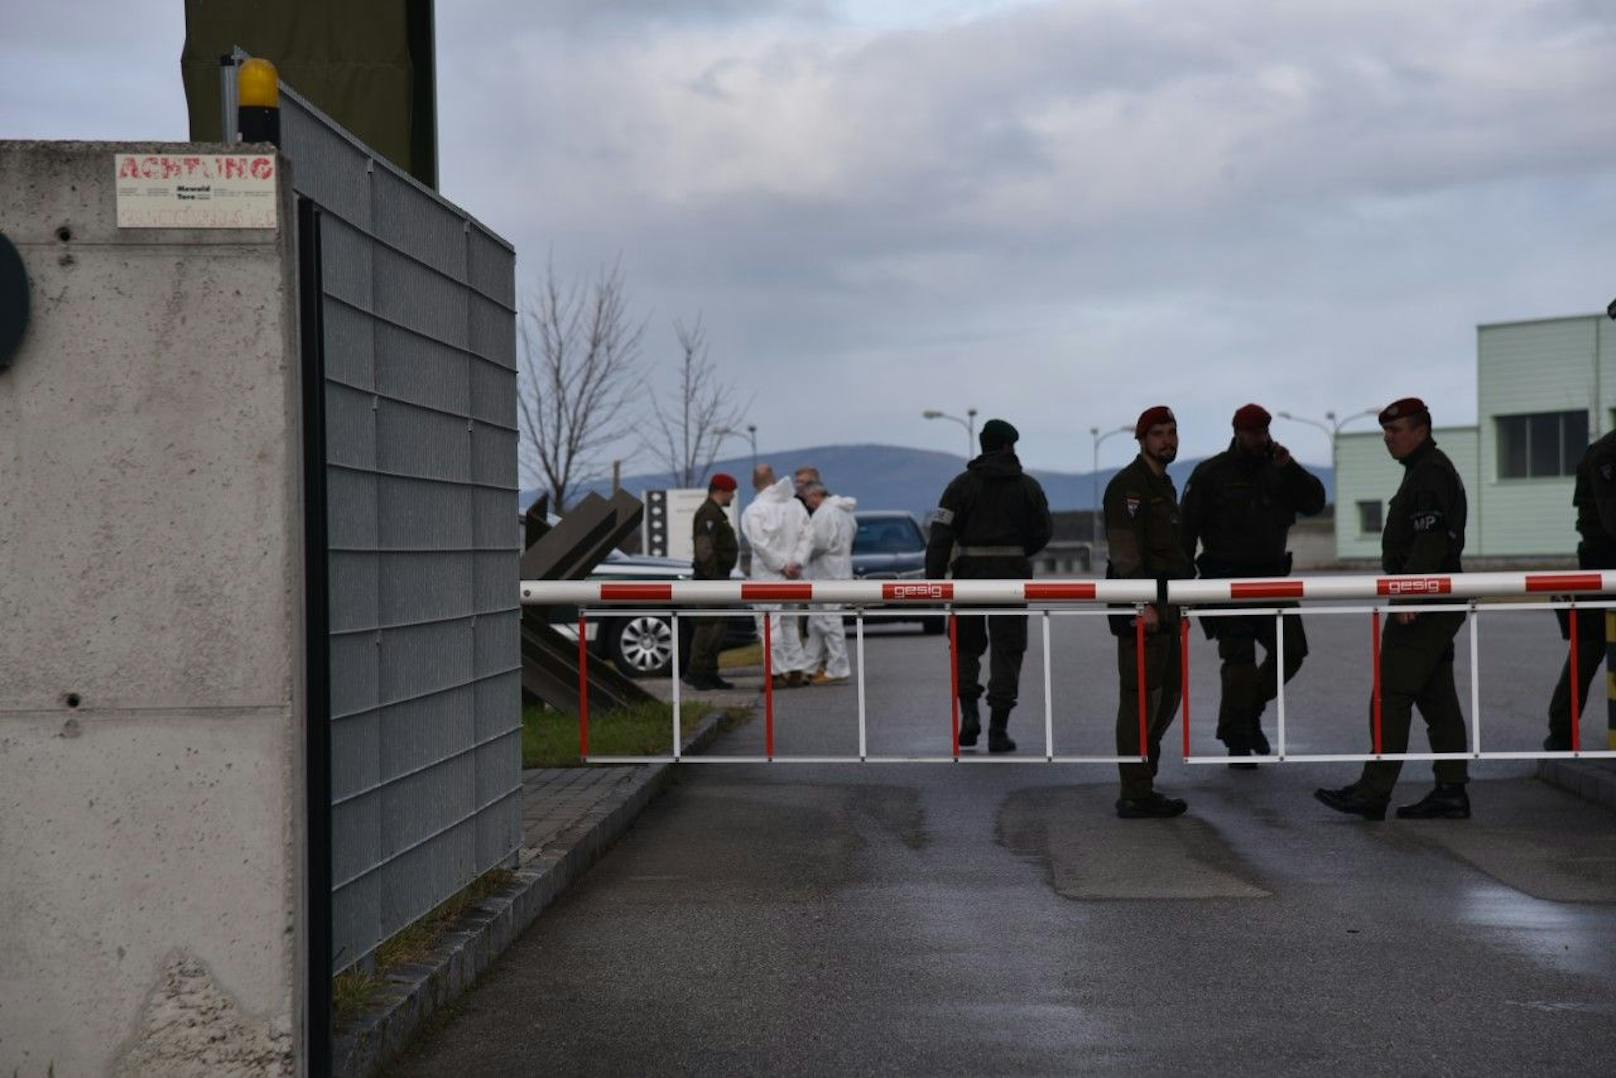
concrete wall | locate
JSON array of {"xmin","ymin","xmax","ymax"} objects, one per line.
[
  {"xmin": 1335, "ymin": 427, "xmax": 1479, "ymax": 560},
  {"xmin": 0, "ymin": 142, "xmax": 303, "ymax": 1075}
]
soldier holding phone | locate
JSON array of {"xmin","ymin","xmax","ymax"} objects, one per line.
[{"xmin": 1181, "ymin": 404, "xmax": 1327, "ymax": 765}]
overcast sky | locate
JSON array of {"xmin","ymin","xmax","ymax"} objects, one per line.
[{"xmin": 4, "ymin": 0, "xmax": 1614, "ymax": 474}]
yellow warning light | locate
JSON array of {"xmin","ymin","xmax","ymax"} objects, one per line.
[{"xmin": 238, "ymin": 58, "xmax": 279, "ymax": 110}]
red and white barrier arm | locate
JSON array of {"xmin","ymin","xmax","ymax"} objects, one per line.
[
  {"xmin": 519, "ymin": 579, "xmax": 1155, "ymax": 606},
  {"xmin": 1169, "ymin": 569, "xmax": 1616, "ymax": 604},
  {"xmin": 520, "ymin": 570, "xmax": 1616, "ymax": 608}
]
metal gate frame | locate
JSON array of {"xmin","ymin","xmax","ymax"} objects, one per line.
[{"xmin": 521, "ymin": 571, "xmax": 1616, "ymax": 765}]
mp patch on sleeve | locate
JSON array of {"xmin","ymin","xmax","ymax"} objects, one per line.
[
  {"xmin": 1411, "ymin": 510, "xmax": 1442, "ymax": 532},
  {"xmin": 933, "ymin": 507, "xmax": 955, "ymax": 526}
]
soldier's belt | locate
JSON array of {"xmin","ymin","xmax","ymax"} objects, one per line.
[{"xmin": 955, "ymin": 545, "xmax": 1026, "ymax": 557}]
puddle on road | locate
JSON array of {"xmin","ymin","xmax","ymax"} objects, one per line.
[
  {"xmin": 996, "ymin": 786, "xmax": 1269, "ymax": 900},
  {"xmin": 1403, "ymin": 825, "xmax": 1616, "ymax": 904}
]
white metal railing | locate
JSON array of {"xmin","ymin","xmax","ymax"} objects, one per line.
[{"xmin": 522, "ymin": 571, "xmax": 1616, "ymax": 764}]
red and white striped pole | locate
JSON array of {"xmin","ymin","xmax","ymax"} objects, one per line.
[
  {"xmin": 763, "ymin": 613, "xmax": 775, "ymax": 761},
  {"xmin": 1371, "ymin": 609, "xmax": 1383, "ymax": 756}
]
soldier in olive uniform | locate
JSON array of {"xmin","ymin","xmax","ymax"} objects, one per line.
[
  {"xmin": 1105, "ymin": 405, "xmax": 1195, "ymax": 818},
  {"xmin": 1181, "ymin": 403, "xmax": 1326, "ymax": 766},
  {"xmin": 1316, "ymin": 398, "xmax": 1471, "ymax": 821},
  {"xmin": 684, "ymin": 473, "xmax": 740, "ymax": 691},
  {"xmin": 925, "ymin": 418, "xmax": 1054, "ymax": 753},
  {"xmin": 1544, "ymin": 427, "xmax": 1616, "ymax": 750}
]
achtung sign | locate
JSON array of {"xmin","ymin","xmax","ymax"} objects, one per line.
[{"xmin": 114, "ymin": 154, "xmax": 278, "ymax": 229}]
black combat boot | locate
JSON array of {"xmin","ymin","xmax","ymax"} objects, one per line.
[
  {"xmin": 987, "ymin": 708, "xmax": 1016, "ymax": 753},
  {"xmin": 1224, "ymin": 732, "xmax": 1257, "ymax": 770},
  {"xmin": 1250, "ymin": 726, "xmax": 1272, "ymax": 757},
  {"xmin": 1395, "ymin": 783, "xmax": 1470, "ymax": 820},
  {"xmin": 1313, "ymin": 784, "xmax": 1388, "ymax": 821},
  {"xmin": 958, "ymin": 697, "xmax": 982, "ymax": 748},
  {"xmin": 1115, "ymin": 792, "xmax": 1188, "ymax": 819}
]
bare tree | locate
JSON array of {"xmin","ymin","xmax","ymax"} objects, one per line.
[
  {"xmin": 645, "ymin": 315, "xmax": 747, "ymax": 488},
  {"xmin": 517, "ymin": 260, "xmax": 644, "ymax": 511}
]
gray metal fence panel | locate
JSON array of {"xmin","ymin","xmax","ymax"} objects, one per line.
[{"xmin": 280, "ymin": 87, "xmax": 522, "ymax": 974}]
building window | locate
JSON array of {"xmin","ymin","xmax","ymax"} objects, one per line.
[
  {"xmin": 1496, "ymin": 410, "xmax": 1588, "ymax": 479},
  {"xmin": 1357, "ymin": 500, "xmax": 1383, "ymax": 536}
]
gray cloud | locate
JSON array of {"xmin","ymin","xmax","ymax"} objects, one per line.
[{"xmin": 3, "ymin": 1, "xmax": 1613, "ymax": 477}]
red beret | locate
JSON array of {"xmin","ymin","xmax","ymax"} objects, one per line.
[
  {"xmin": 1232, "ymin": 403, "xmax": 1271, "ymax": 431},
  {"xmin": 1378, "ymin": 398, "xmax": 1429, "ymax": 426},
  {"xmin": 709, "ymin": 473, "xmax": 738, "ymax": 492},
  {"xmin": 1134, "ymin": 405, "xmax": 1176, "ymax": 439}
]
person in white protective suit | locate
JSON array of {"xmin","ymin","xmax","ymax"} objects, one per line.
[
  {"xmin": 741, "ymin": 464, "xmax": 813, "ymax": 686},
  {"xmin": 801, "ymin": 483, "xmax": 857, "ymax": 684}
]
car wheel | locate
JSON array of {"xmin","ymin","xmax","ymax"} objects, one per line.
[
  {"xmin": 608, "ymin": 615, "xmax": 675, "ymax": 678},
  {"xmin": 922, "ymin": 616, "xmax": 947, "ymax": 635}
]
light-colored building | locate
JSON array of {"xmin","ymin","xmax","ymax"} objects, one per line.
[{"xmin": 1336, "ymin": 313, "xmax": 1616, "ymax": 561}]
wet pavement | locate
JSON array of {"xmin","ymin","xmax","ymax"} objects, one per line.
[{"xmin": 392, "ymin": 611, "xmax": 1616, "ymax": 1076}]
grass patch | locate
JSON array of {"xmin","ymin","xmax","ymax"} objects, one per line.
[
  {"xmin": 332, "ymin": 971, "xmax": 385, "ymax": 1029},
  {"xmin": 521, "ymin": 699, "xmax": 713, "ymax": 767},
  {"xmin": 718, "ymin": 641, "xmax": 763, "ymax": 670},
  {"xmin": 333, "ymin": 867, "xmax": 519, "ymax": 1031}
]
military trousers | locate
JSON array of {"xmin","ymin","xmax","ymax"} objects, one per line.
[
  {"xmin": 688, "ymin": 615, "xmax": 727, "ymax": 677},
  {"xmin": 1547, "ymin": 609, "xmax": 1607, "ymax": 745},
  {"xmin": 1116, "ymin": 622, "xmax": 1183, "ymax": 799},
  {"xmin": 1356, "ymin": 610, "xmax": 1468, "ymax": 798},
  {"xmin": 955, "ymin": 610, "xmax": 1028, "ymax": 713},
  {"xmin": 1213, "ymin": 612, "xmax": 1307, "ymax": 748}
]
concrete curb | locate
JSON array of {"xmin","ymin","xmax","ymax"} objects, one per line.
[
  {"xmin": 331, "ymin": 713, "xmax": 730, "ymax": 1077},
  {"xmin": 1536, "ymin": 757, "xmax": 1616, "ymax": 813}
]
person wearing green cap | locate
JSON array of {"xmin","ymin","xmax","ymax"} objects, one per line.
[{"xmin": 925, "ymin": 418, "xmax": 1054, "ymax": 752}]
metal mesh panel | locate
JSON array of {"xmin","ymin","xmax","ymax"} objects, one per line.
[{"xmin": 282, "ymin": 88, "xmax": 522, "ymax": 974}]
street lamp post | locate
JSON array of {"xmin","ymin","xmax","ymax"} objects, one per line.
[
  {"xmin": 1090, "ymin": 424, "xmax": 1133, "ymax": 554},
  {"xmin": 922, "ymin": 408, "xmax": 978, "ymax": 461},
  {"xmin": 1275, "ymin": 408, "xmax": 1379, "ymax": 519},
  {"xmin": 1275, "ymin": 408, "xmax": 1378, "ymax": 457},
  {"xmin": 715, "ymin": 423, "xmax": 759, "ymax": 479}
]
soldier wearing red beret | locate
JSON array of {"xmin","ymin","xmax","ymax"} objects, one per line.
[
  {"xmin": 1316, "ymin": 398, "xmax": 1472, "ymax": 820},
  {"xmin": 1181, "ymin": 403, "xmax": 1326, "ymax": 766},
  {"xmin": 1103, "ymin": 405, "xmax": 1194, "ymax": 817}
]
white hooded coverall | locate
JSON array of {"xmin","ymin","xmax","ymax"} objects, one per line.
[
  {"xmin": 804, "ymin": 495, "xmax": 857, "ymax": 679},
  {"xmin": 740, "ymin": 476, "xmax": 812, "ymax": 675}
]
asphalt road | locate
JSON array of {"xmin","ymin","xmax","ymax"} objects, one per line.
[{"xmin": 393, "ymin": 608, "xmax": 1616, "ymax": 1076}]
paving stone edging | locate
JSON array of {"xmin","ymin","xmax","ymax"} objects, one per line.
[
  {"xmin": 332, "ymin": 713, "xmax": 728, "ymax": 1077},
  {"xmin": 1537, "ymin": 757, "xmax": 1616, "ymax": 813}
]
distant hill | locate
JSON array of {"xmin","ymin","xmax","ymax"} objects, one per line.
[{"xmin": 523, "ymin": 443, "xmax": 1335, "ymax": 519}]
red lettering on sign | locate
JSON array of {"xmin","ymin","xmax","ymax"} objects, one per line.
[
  {"xmin": 1024, "ymin": 582, "xmax": 1097, "ymax": 600},
  {"xmin": 600, "ymin": 583, "xmax": 672, "ymax": 602},
  {"xmin": 249, "ymin": 157, "xmax": 274, "ymax": 180},
  {"xmin": 742, "ymin": 583, "xmax": 813, "ymax": 601},
  {"xmin": 222, "ymin": 157, "xmax": 245, "ymax": 179},
  {"xmin": 882, "ymin": 582, "xmax": 953, "ymax": 601},
  {"xmin": 1376, "ymin": 577, "xmax": 1451, "ymax": 596},
  {"xmin": 1230, "ymin": 581, "xmax": 1304, "ymax": 600},
  {"xmin": 1525, "ymin": 573, "xmax": 1603, "ymax": 593},
  {"xmin": 118, "ymin": 156, "xmax": 140, "ymax": 179}
]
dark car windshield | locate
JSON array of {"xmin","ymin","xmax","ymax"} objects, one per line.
[{"xmin": 853, "ymin": 516, "xmax": 924, "ymax": 555}]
